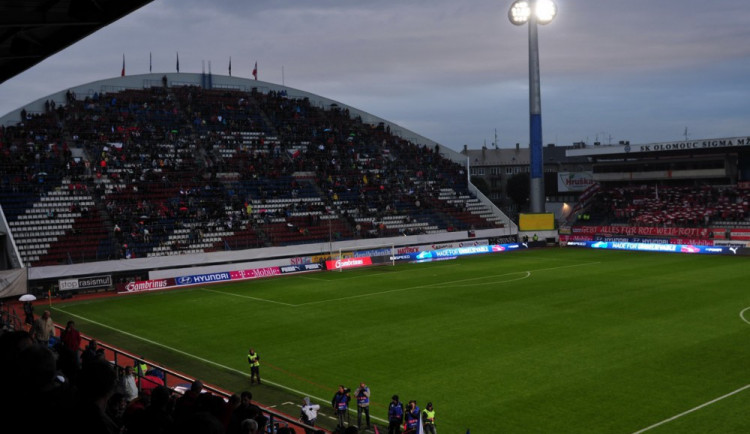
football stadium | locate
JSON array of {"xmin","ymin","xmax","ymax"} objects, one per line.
[{"xmin": 1, "ymin": 2, "xmax": 750, "ymax": 434}]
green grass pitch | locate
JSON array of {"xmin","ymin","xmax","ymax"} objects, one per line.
[{"xmin": 51, "ymin": 248, "xmax": 750, "ymax": 433}]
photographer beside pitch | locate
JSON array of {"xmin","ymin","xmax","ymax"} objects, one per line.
[
  {"xmin": 331, "ymin": 385, "xmax": 351, "ymax": 430},
  {"xmin": 404, "ymin": 400, "xmax": 420, "ymax": 433},
  {"xmin": 354, "ymin": 382, "xmax": 371, "ymax": 430},
  {"xmin": 388, "ymin": 395, "xmax": 404, "ymax": 434}
]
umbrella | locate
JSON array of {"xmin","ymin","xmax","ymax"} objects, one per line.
[{"xmin": 19, "ymin": 294, "xmax": 36, "ymax": 302}]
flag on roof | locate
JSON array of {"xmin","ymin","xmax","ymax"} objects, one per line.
[
  {"xmin": 121, "ymin": 54, "xmax": 125, "ymax": 77},
  {"xmin": 252, "ymin": 61, "xmax": 257, "ymax": 80}
]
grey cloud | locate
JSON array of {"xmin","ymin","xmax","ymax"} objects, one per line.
[{"xmin": 1, "ymin": 0, "xmax": 749, "ymax": 151}]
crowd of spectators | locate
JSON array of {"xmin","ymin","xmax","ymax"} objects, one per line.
[
  {"xmin": 1, "ymin": 84, "xmax": 498, "ymax": 266},
  {"xmin": 0, "ymin": 312, "xmax": 319, "ymax": 434},
  {"xmin": 584, "ymin": 184, "xmax": 750, "ymax": 227}
]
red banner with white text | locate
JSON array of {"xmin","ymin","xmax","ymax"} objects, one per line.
[{"xmin": 571, "ymin": 226, "xmax": 711, "ymax": 239}]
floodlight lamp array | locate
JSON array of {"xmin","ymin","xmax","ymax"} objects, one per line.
[{"xmin": 508, "ymin": 0, "xmax": 557, "ymax": 26}]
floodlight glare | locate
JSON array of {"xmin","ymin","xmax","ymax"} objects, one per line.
[
  {"xmin": 508, "ymin": 0, "xmax": 557, "ymax": 26},
  {"xmin": 535, "ymin": 0, "xmax": 557, "ymax": 25},
  {"xmin": 508, "ymin": 0, "xmax": 531, "ymax": 25}
]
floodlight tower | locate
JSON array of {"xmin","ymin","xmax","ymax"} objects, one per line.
[{"xmin": 509, "ymin": 0, "xmax": 557, "ymax": 213}]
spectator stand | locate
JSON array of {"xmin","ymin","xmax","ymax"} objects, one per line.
[{"xmin": 1, "ymin": 83, "xmax": 507, "ymax": 269}]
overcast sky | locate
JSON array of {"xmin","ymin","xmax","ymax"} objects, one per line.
[{"xmin": 1, "ymin": 0, "xmax": 749, "ymax": 152}]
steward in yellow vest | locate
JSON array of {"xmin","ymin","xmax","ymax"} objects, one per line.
[
  {"xmin": 422, "ymin": 402, "xmax": 436, "ymax": 434},
  {"xmin": 247, "ymin": 348, "xmax": 261, "ymax": 384}
]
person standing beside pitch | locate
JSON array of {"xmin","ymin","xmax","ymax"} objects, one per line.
[
  {"xmin": 388, "ymin": 394, "xmax": 404, "ymax": 434},
  {"xmin": 404, "ymin": 400, "xmax": 420, "ymax": 433},
  {"xmin": 422, "ymin": 402, "xmax": 436, "ymax": 434},
  {"xmin": 331, "ymin": 385, "xmax": 351, "ymax": 430},
  {"xmin": 299, "ymin": 396, "xmax": 320, "ymax": 433},
  {"xmin": 354, "ymin": 382, "xmax": 371, "ymax": 430},
  {"xmin": 247, "ymin": 348, "xmax": 261, "ymax": 384}
]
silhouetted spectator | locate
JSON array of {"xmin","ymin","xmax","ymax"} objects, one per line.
[
  {"xmin": 106, "ymin": 392, "xmax": 129, "ymax": 430},
  {"xmin": 126, "ymin": 385, "xmax": 175, "ymax": 434},
  {"xmin": 73, "ymin": 357, "xmax": 120, "ymax": 434},
  {"xmin": 173, "ymin": 378, "xmax": 204, "ymax": 424},
  {"xmin": 228, "ymin": 390, "xmax": 267, "ymax": 434},
  {"xmin": 81, "ymin": 339, "xmax": 100, "ymax": 367}
]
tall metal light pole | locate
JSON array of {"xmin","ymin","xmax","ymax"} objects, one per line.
[{"xmin": 509, "ymin": 0, "xmax": 557, "ymax": 213}]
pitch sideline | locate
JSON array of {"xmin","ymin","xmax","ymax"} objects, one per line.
[
  {"xmin": 631, "ymin": 384, "xmax": 750, "ymax": 433},
  {"xmin": 50, "ymin": 306, "xmax": 389, "ymax": 424}
]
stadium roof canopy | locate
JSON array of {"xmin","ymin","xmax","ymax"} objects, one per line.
[{"xmin": 0, "ymin": 0, "xmax": 153, "ymax": 85}]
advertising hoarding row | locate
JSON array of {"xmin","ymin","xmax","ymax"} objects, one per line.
[
  {"xmin": 121, "ymin": 266, "xmax": 285, "ymax": 293},
  {"xmin": 564, "ymin": 240, "xmax": 744, "ymax": 255},
  {"xmin": 559, "ymin": 234, "xmax": 714, "ymax": 246},
  {"xmin": 289, "ymin": 240, "xmax": 491, "ymax": 265},
  {"xmin": 391, "ymin": 243, "xmax": 526, "ymax": 262},
  {"xmin": 120, "ymin": 242, "xmax": 520, "ymax": 293}
]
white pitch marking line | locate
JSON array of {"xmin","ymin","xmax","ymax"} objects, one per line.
[
  {"xmin": 531, "ymin": 261, "xmax": 601, "ymax": 272},
  {"xmin": 301, "ymin": 271, "xmax": 396, "ymax": 281},
  {"xmin": 200, "ymin": 288, "xmax": 296, "ymax": 307},
  {"xmin": 739, "ymin": 306, "xmax": 750, "ymax": 325},
  {"xmin": 49, "ymin": 306, "xmax": 388, "ymax": 424},
  {"xmin": 293, "ymin": 261, "xmax": 600, "ymax": 306},
  {"xmin": 299, "ymin": 276, "xmax": 330, "ymax": 282},
  {"xmin": 632, "ymin": 384, "xmax": 750, "ymax": 433},
  {"xmin": 300, "ymin": 263, "xmax": 461, "ymax": 282},
  {"xmin": 293, "ymin": 272, "xmax": 525, "ymax": 307},
  {"xmin": 428, "ymin": 271, "xmax": 530, "ymax": 287},
  {"xmin": 158, "ymin": 262, "xmax": 600, "ymax": 308}
]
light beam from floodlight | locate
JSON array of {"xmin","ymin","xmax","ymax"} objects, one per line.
[{"xmin": 508, "ymin": 0, "xmax": 556, "ymax": 213}]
